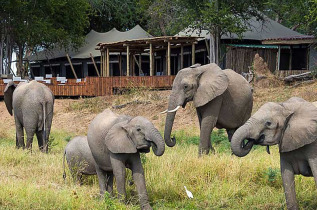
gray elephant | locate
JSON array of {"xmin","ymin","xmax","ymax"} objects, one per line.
[
  {"xmin": 231, "ymin": 97, "xmax": 317, "ymax": 210},
  {"xmin": 162, "ymin": 63, "xmax": 253, "ymax": 155},
  {"xmin": 63, "ymin": 136, "xmax": 96, "ymax": 184},
  {"xmin": 4, "ymin": 80, "xmax": 54, "ymax": 152},
  {"xmin": 87, "ymin": 109, "xmax": 165, "ymax": 210}
]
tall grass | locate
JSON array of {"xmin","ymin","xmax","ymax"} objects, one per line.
[{"xmin": 0, "ymin": 128, "xmax": 316, "ymax": 209}]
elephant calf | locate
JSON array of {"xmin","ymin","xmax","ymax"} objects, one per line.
[
  {"xmin": 231, "ymin": 97, "xmax": 317, "ymax": 210},
  {"xmin": 87, "ymin": 109, "xmax": 165, "ymax": 210},
  {"xmin": 63, "ymin": 136, "xmax": 96, "ymax": 184}
]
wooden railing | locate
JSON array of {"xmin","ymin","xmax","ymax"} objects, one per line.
[{"xmin": 0, "ymin": 76, "xmax": 175, "ymax": 97}]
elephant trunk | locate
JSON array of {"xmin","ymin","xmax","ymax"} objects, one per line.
[
  {"xmin": 231, "ymin": 124, "xmax": 254, "ymax": 157},
  {"xmin": 164, "ymin": 94, "xmax": 179, "ymax": 147},
  {"xmin": 147, "ymin": 127, "xmax": 165, "ymax": 156}
]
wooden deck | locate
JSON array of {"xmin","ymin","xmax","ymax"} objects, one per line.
[{"xmin": 0, "ymin": 76, "xmax": 175, "ymax": 97}]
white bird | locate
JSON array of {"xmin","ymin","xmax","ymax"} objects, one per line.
[{"xmin": 184, "ymin": 186, "xmax": 193, "ymax": 199}]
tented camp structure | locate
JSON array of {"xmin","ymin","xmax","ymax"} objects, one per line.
[
  {"xmin": 177, "ymin": 16, "xmax": 316, "ymax": 76},
  {"xmin": 28, "ymin": 25, "xmax": 153, "ymax": 79}
]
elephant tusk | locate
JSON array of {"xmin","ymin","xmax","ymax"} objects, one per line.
[
  {"xmin": 160, "ymin": 109, "xmax": 168, "ymax": 114},
  {"xmin": 168, "ymin": 106, "xmax": 180, "ymax": 113}
]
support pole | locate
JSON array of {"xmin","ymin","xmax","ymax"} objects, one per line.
[
  {"xmin": 90, "ymin": 52, "xmax": 100, "ymax": 77},
  {"xmin": 150, "ymin": 43, "xmax": 153, "ymax": 76},
  {"xmin": 106, "ymin": 48, "xmax": 110, "ymax": 77},
  {"xmin": 167, "ymin": 41, "xmax": 171, "ymax": 75},
  {"xmin": 119, "ymin": 53, "xmax": 122, "ymax": 76},
  {"xmin": 66, "ymin": 54, "xmax": 78, "ymax": 79},
  {"xmin": 126, "ymin": 45, "xmax": 130, "ymax": 76},
  {"xmin": 180, "ymin": 45, "xmax": 184, "ymax": 69},
  {"xmin": 192, "ymin": 42, "xmax": 195, "ymax": 65},
  {"xmin": 139, "ymin": 54, "xmax": 142, "ymax": 75}
]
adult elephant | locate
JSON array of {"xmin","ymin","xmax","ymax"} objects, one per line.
[
  {"xmin": 87, "ymin": 109, "xmax": 165, "ymax": 210},
  {"xmin": 230, "ymin": 97, "xmax": 317, "ymax": 209},
  {"xmin": 4, "ymin": 80, "xmax": 54, "ymax": 152},
  {"xmin": 162, "ymin": 63, "xmax": 253, "ymax": 155}
]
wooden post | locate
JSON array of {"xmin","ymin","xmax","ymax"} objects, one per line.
[
  {"xmin": 167, "ymin": 41, "xmax": 171, "ymax": 75},
  {"xmin": 100, "ymin": 51, "xmax": 103, "ymax": 76},
  {"xmin": 289, "ymin": 47, "xmax": 292, "ymax": 70},
  {"xmin": 90, "ymin": 52, "xmax": 100, "ymax": 77},
  {"xmin": 66, "ymin": 54, "xmax": 78, "ymax": 79},
  {"xmin": 126, "ymin": 45, "xmax": 130, "ymax": 76},
  {"xmin": 119, "ymin": 53, "xmax": 122, "ymax": 76},
  {"xmin": 277, "ymin": 45, "xmax": 281, "ymax": 72},
  {"xmin": 106, "ymin": 48, "xmax": 110, "ymax": 77},
  {"xmin": 180, "ymin": 45, "xmax": 184, "ymax": 69},
  {"xmin": 150, "ymin": 43, "xmax": 153, "ymax": 76},
  {"xmin": 139, "ymin": 54, "xmax": 142, "ymax": 75},
  {"xmin": 192, "ymin": 42, "xmax": 195, "ymax": 65}
]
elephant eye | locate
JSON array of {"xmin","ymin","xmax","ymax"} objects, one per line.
[
  {"xmin": 265, "ymin": 121, "xmax": 272, "ymax": 127},
  {"xmin": 137, "ymin": 128, "xmax": 141, "ymax": 132},
  {"xmin": 184, "ymin": 85, "xmax": 188, "ymax": 89}
]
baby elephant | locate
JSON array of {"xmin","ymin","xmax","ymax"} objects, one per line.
[
  {"xmin": 231, "ymin": 97, "xmax": 317, "ymax": 210},
  {"xmin": 87, "ymin": 109, "xmax": 165, "ymax": 210},
  {"xmin": 63, "ymin": 136, "xmax": 96, "ymax": 184}
]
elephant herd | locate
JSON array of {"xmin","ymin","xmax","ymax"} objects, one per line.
[{"xmin": 3, "ymin": 63, "xmax": 317, "ymax": 210}]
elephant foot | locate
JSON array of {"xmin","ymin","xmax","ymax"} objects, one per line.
[{"xmin": 198, "ymin": 147, "xmax": 215, "ymax": 157}]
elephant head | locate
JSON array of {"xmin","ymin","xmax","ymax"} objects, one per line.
[
  {"xmin": 105, "ymin": 116, "xmax": 165, "ymax": 156},
  {"xmin": 163, "ymin": 63, "xmax": 229, "ymax": 147},
  {"xmin": 231, "ymin": 98, "xmax": 317, "ymax": 157},
  {"xmin": 4, "ymin": 81, "xmax": 16, "ymax": 116}
]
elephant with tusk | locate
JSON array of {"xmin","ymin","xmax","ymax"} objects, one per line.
[
  {"xmin": 162, "ymin": 63, "xmax": 253, "ymax": 155},
  {"xmin": 231, "ymin": 97, "xmax": 317, "ymax": 210}
]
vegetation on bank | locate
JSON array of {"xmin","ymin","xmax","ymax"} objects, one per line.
[
  {"xmin": 0, "ymin": 82, "xmax": 316, "ymax": 209},
  {"xmin": 0, "ymin": 127, "xmax": 316, "ymax": 209}
]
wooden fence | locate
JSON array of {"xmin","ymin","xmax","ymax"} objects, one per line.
[{"xmin": 0, "ymin": 76, "xmax": 176, "ymax": 97}]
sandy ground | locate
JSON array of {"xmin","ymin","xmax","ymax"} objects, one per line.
[{"xmin": 0, "ymin": 90, "xmax": 199, "ymax": 137}]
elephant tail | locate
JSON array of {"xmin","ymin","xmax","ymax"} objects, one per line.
[
  {"xmin": 63, "ymin": 149, "xmax": 67, "ymax": 180},
  {"xmin": 42, "ymin": 102, "xmax": 47, "ymax": 152}
]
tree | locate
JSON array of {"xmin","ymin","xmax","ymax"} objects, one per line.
[
  {"xmin": 264, "ymin": 0, "xmax": 315, "ymax": 35},
  {"xmin": 0, "ymin": 0, "xmax": 90, "ymax": 77},
  {"xmin": 88, "ymin": 0, "xmax": 145, "ymax": 32},
  {"xmin": 140, "ymin": 0, "xmax": 265, "ymax": 65}
]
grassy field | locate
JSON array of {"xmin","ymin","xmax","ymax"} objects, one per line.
[{"xmin": 0, "ymin": 81, "xmax": 316, "ymax": 209}]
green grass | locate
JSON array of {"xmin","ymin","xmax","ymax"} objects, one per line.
[{"xmin": 0, "ymin": 128, "xmax": 316, "ymax": 209}]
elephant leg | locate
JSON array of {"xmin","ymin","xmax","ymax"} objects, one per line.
[
  {"xmin": 106, "ymin": 172, "xmax": 114, "ymax": 195},
  {"xmin": 197, "ymin": 97, "xmax": 222, "ymax": 156},
  {"xmin": 25, "ymin": 128, "xmax": 36, "ymax": 151},
  {"xmin": 130, "ymin": 153, "xmax": 152, "ymax": 210},
  {"xmin": 95, "ymin": 166, "xmax": 109, "ymax": 195},
  {"xmin": 280, "ymin": 159, "xmax": 299, "ymax": 210},
  {"xmin": 15, "ymin": 120, "xmax": 25, "ymax": 149},
  {"xmin": 226, "ymin": 129, "xmax": 236, "ymax": 142},
  {"xmin": 196, "ymin": 109, "xmax": 202, "ymax": 129},
  {"xmin": 308, "ymin": 159, "xmax": 317, "ymax": 188},
  {"xmin": 110, "ymin": 153, "xmax": 127, "ymax": 201},
  {"xmin": 36, "ymin": 130, "xmax": 44, "ymax": 151}
]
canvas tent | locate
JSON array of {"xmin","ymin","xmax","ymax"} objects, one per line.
[
  {"xmin": 176, "ymin": 16, "xmax": 315, "ymax": 75},
  {"xmin": 28, "ymin": 25, "xmax": 153, "ymax": 78}
]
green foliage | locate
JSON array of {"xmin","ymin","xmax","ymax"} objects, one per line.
[
  {"xmin": 264, "ymin": 0, "xmax": 316, "ymax": 35},
  {"xmin": 265, "ymin": 167, "xmax": 279, "ymax": 182}
]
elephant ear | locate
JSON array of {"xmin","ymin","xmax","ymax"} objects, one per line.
[
  {"xmin": 4, "ymin": 81, "xmax": 16, "ymax": 116},
  {"xmin": 105, "ymin": 122, "xmax": 137, "ymax": 154},
  {"xmin": 194, "ymin": 63, "xmax": 229, "ymax": 107},
  {"xmin": 280, "ymin": 102, "xmax": 317, "ymax": 152}
]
